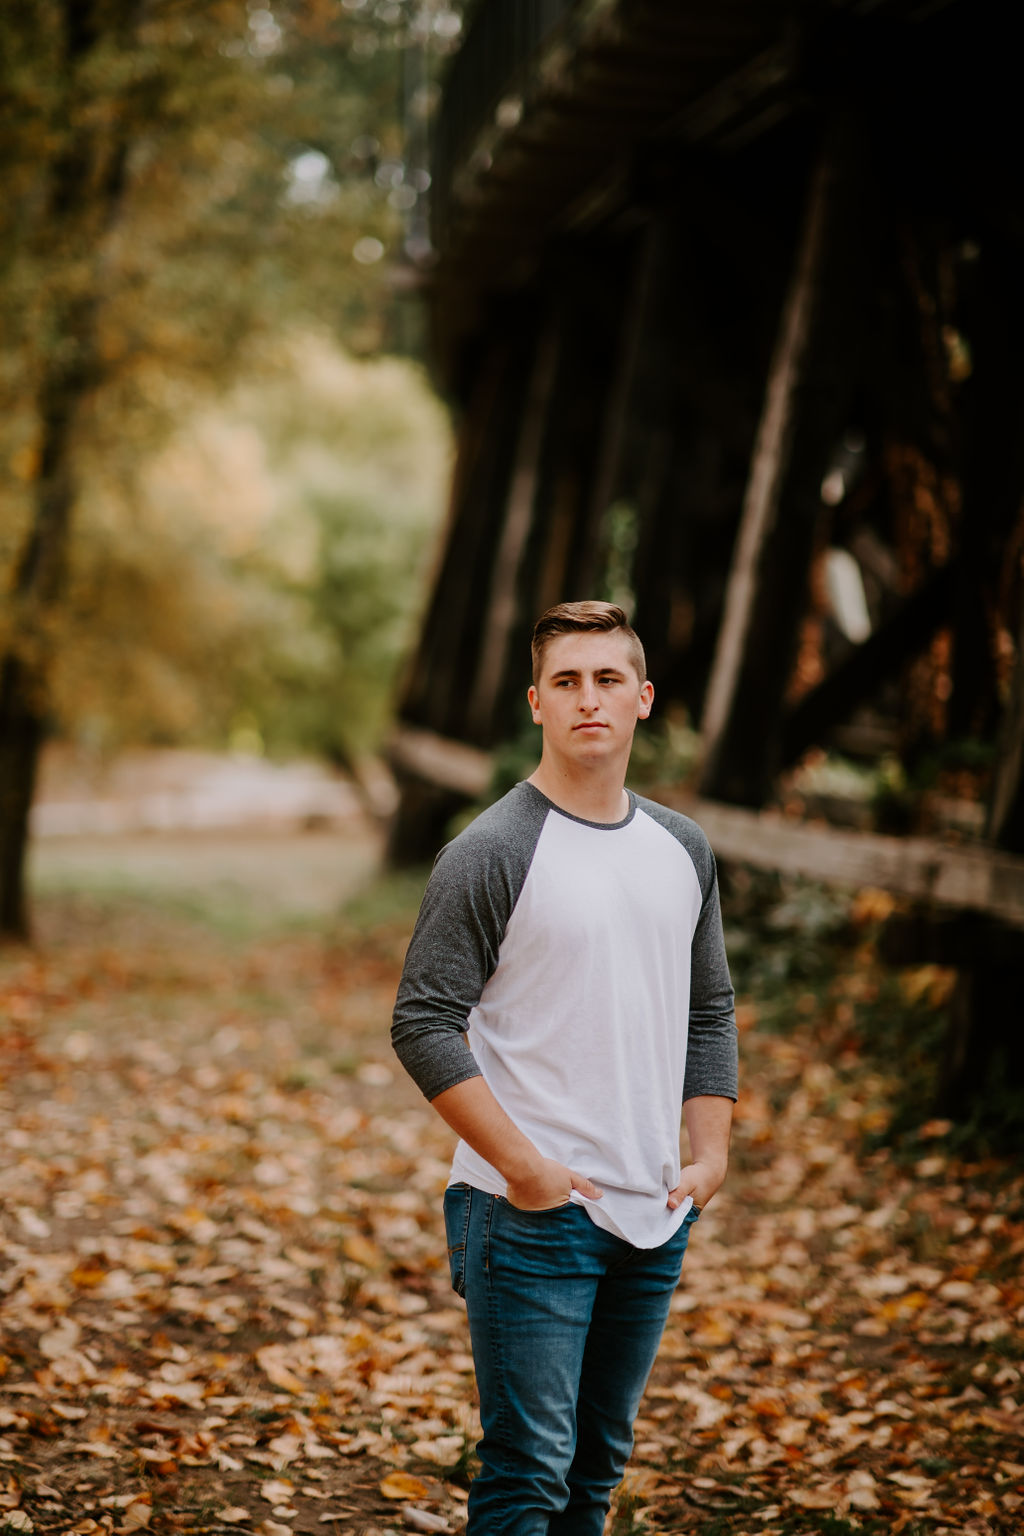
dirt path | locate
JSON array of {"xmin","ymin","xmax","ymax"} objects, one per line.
[
  {"xmin": 1, "ymin": 839, "xmax": 1022, "ymax": 1535},
  {"xmin": 29, "ymin": 827, "xmax": 383, "ymax": 941}
]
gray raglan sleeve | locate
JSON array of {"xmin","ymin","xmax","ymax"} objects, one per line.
[
  {"xmin": 683, "ymin": 840, "xmax": 738, "ymax": 1102},
  {"xmin": 391, "ymin": 788, "xmax": 544, "ymax": 1101},
  {"xmin": 637, "ymin": 797, "xmax": 739, "ymax": 1102}
]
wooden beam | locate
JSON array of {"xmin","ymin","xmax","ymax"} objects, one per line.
[
  {"xmin": 779, "ymin": 562, "xmax": 957, "ymax": 766},
  {"xmin": 939, "ymin": 233, "xmax": 1024, "ymax": 1105},
  {"xmin": 386, "ymin": 723, "xmax": 1024, "ymax": 930},
  {"xmin": 989, "ymin": 584, "xmax": 1024, "ymax": 854},
  {"xmin": 490, "ymin": 244, "xmax": 634, "ymax": 727},
  {"xmin": 396, "ymin": 332, "xmax": 521, "ymax": 737},
  {"xmin": 571, "ymin": 220, "xmax": 660, "ymax": 596},
  {"xmin": 628, "ymin": 192, "xmax": 770, "ymax": 718},
  {"xmin": 667, "ymin": 795, "xmax": 1024, "ymax": 930},
  {"xmin": 937, "ymin": 525, "xmax": 1024, "ymax": 1108},
  {"xmin": 466, "ymin": 310, "xmax": 561, "ymax": 741},
  {"xmin": 697, "ymin": 130, "xmax": 832, "ymax": 798},
  {"xmin": 699, "ymin": 111, "xmax": 879, "ymax": 805},
  {"xmin": 389, "ymin": 725, "xmax": 492, "ymax": 801}
]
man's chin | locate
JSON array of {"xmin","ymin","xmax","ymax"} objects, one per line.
[{"xmin": 568, "ymin": 736, "xmax": 614, "ymax": 760}]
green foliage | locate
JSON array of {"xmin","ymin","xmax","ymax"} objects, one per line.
[
  {"xmin": 340, "ymin": 864, "xmax": 431, "ymax": 932},
  {"xmin": 46, "ymin": 336, "xmax": 450, "ymax": 758},
  {"xmin": 1, "ymin": 0, "xmax": 461, "ymax": 744},
  {"xmin": 720, "ymin": 867, "xmax": 854, "ymax": 1024},
  {"xmin": 719, "ymin": 867, "xmax": 1024, "ymax": 1158},
  {"xmin": 625, "ymin": 707, "xmax": 702, "ymax": 792}
]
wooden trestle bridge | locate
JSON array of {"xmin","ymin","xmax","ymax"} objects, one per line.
[{"xmin": 388, "ymin": 0, "xmax": 1024, "ymax": 1106}]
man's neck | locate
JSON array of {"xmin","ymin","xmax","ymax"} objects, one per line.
[{"xmin": 527, "ymin": 764, "xmax": 629, "ymax": 824}]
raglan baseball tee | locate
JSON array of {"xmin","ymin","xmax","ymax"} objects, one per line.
[{"xmin": 391, "ymin": 782, "xmax": 738, "ymax": 1249}]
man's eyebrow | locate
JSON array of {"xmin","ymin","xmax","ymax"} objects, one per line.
[{"xmin": 548, "ymin": 665, "xmax": 628, "ymax": 679}]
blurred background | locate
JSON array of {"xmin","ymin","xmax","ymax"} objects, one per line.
[
  {"xmin": 2, "ymin": 0, "xmax": 1022, "ymax": 1125},
  {"xmin": 2, "ymin": 10, "xmax": 1023, "ymax": 1530}
]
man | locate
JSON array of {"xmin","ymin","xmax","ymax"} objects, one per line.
[{"xmin": 392, "ymin": 600, "xmax": 737, "ymax": 1534}]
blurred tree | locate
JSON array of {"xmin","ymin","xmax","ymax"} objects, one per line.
[
  {"xmin": 50, "ymin": 337, "xmax": 449, "ymax": 764},
  {"xmin": 0, "ymin": 0, "xmax": 460, "ymax": 937}
]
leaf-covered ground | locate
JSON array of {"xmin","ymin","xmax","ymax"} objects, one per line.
[{"xmin": 1, "ymin": 843, "xmax": 1022, "ymax": 1536}]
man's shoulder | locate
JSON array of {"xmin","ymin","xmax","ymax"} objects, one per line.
[
  {"xmin": 632, "ymin": 793, "xmax": 716, "ymax": 882},
  {"xmin": 435, "ymin": 782, "xmax": 549, "ymax": 872}
]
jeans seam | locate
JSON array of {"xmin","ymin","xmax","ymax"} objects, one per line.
[
  {"xmin": 459, "ymin": 1184, "xmax": 472, "ymax": 1255},
  {"xmin": 444, "ymin": 1185, "xmax": 473, "ymax": 1298},
  {"xmin": 483, "ymin": 1194, "xmax": 514, "ymax": 1524}
]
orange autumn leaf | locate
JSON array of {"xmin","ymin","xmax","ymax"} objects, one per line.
[
  {"xmin": 379, "ymin": 1472, "xmax": 431, "ymax": 1500},
  {"xmin": 343, "ymin": 1233, "xmax": 384, "ymax": 1268}
]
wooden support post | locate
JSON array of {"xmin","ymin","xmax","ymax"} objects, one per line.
[
  {"xmin": 629, "ymin": 191, "xmax": 770, "ymax": 717},
  {"xmin": 939, "ymin": 549, "xmax": 1024, "ymax": 1111},
  {"xmin": 388, "ymin": 237, "xmax": 639, "ymax": 863},
  {"xmin": 462, "ymin": 240, "xmax": 647, "ymax": 747},
  {"xmin": 949, "ymin": 238, "xmax": 1024, "ymax": 741},
  {"xmin": 488, "ymin": 243, "xmax": 635, "ymax": 733},
  {"xmin": 388, "ymin": 313, "xmax": 540, "ymax": 863},
  {"xmin": 699, "ymin": 112, "xmax": 878, "ymax": 805},
  {"xmin": 396, "ymin": 325, "xmax": 534, "ymax": 742},
  {"xmin": 569, "ymin": 222, "xmax": 660, "ymax": 598},
  {"xmin": 932, "ymin": 234, "xmax": 1024, "ymax": 1117},
  {"xmin": 465, "ymin": 309, "xmax": 561, "ymax": 742},
  {"xmin": 779, "ymin": 562, "xmax": 957, "ymax": 767},
  {"xmin": 988, "ymin": 590, "xmax": 1024, "ymax": 854}
]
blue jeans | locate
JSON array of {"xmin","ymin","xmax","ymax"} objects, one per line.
[{"xmin": 443, "ymin": 1184, "xmax": 699, "ymax": 1535}]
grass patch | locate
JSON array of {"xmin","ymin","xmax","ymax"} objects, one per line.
[{"xmin": 338, "ymin": 863, "xmax": 430, "ymax": 931}]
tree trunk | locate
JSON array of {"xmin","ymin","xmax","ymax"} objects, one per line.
[
  {"xmin": 0, "ymin": 0, "xmax": 134, "ymax": 940},
  {"xmin": 0, "ymin": 659, "xmax": 46, "ymax": 939},
  {"xmin": 0, "ymin": 303, "xmax": 97, "ymax": 939}
]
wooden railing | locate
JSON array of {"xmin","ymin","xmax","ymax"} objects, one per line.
[{"xmin": 389, "ymin": 725, "xmax": 1024, "ymax": 930}]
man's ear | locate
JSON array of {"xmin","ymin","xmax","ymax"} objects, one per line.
[
  {"xmin": 638, "ymin": 680, "xmax": 654, "ymax": 720},
  {"xmin": 528, "ymin": 684, "xmax": 542, "ymax": 724}
]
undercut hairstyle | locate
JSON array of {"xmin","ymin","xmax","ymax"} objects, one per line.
[{"xmin": 530, "ymin": 600, "xmax": 647, "ymax": 685}]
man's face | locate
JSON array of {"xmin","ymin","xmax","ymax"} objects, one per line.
[{"xmin": 527, "ymin": 630, "xmax": 653, "ymax": 763}]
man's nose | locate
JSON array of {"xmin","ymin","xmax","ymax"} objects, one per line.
[{"xmin": 579, "ymin": 680, "xmax": 599, "ymax": 710}]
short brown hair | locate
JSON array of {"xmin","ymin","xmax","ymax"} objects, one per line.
[{"xmin": 530, "ymin": 600, "xmax": 646, "ymax": 685}]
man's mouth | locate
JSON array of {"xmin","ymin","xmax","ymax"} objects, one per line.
[{"xmin": 573, "ymin": 722, "xmax": 607, "ymax": 730}]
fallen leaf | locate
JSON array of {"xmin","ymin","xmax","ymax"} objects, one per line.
[
  {"xmin": 260, "ymin": 1479, "xmax": 295, "ymax": 1504},
  {"xmin": 342, "ymin": 1233, "xmax": 383, "ymax": 1268},
  {"xmin": 77, "ymin": 1440, "xmax": 121, "ymax": 1459},
  {"xmin": 401, "ymin": 1508, "xmax": 450, "ymax": 1533},
  {"xmin": 120, "ymin": 1499, "xmax": 152, "ymax": 1533},
  {"xmin": 380, "ymin": 1472, "xmax": 431, "ymax": 1500},
  {"xmin": 789, "ymin": 1487, "xmax": 839, "ymax": 1509},
  {"xmin": 256, "ymin": 1346, "xmax": 307, "ymax": 1395},
  {"xmin": 410, "ymin": 1434, "xmax": 465, "ymax": 1467}
]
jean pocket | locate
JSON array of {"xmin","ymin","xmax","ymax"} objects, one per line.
[
  {"xmin": 501, "ymin": 1195, "xmax": 573, "ymax": 1215},
  {"xmin": 443, "ymin": 1183, "xmax": 472, "ymax": 1298}
]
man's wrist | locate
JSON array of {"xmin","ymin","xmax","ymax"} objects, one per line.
[
  {"xmin": 496, "ymin": 1139, "xmax": 546, "ymax": 1187},
  {"xmin": 693, "ymin": 1154, "xmax": 728, "ymax": 1181}
]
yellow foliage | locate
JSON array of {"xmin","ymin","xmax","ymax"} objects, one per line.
[{"xmin": 48, "ymin": 334, "xmax": 451, "ymax": 754}]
